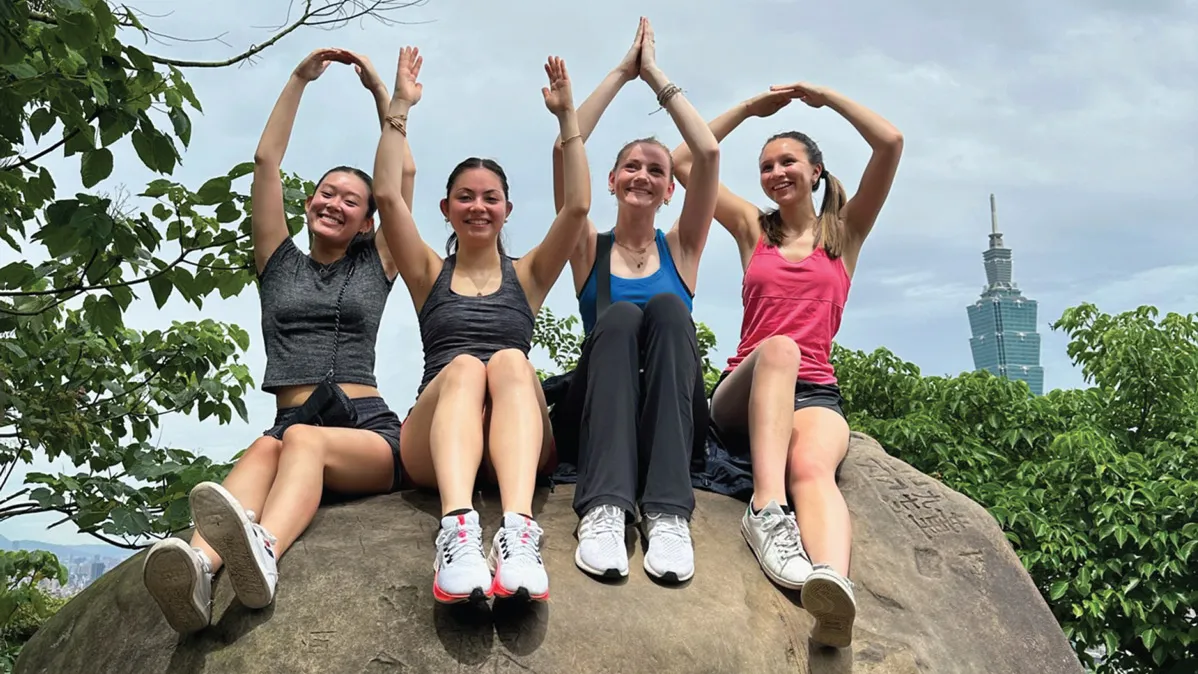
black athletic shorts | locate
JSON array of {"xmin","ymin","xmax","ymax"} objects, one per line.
[{"xmin": 263, "ymin": 396, "xmax": 403, "ymax": 492}]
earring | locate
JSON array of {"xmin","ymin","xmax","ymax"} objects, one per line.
[
  {"xmin": 664, "ymin": 198, "xmax": 670, "ymax": 206},
  {"xmin": 609, "ymin": 188, "xmax": 615, "ymax": 195}
]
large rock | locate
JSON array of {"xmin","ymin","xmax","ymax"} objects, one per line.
[{"xmin": 17, "ymin": 433, "xmax": 1082, "ymax": 673}]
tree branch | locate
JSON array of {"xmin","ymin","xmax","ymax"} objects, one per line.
[
  {"xmin": 146, "ymin": 0, "xmax": 314, "ymax": 68},
  {"xmin": 2, "ymin": 131, "xmax": 77, "ymax": 173}
]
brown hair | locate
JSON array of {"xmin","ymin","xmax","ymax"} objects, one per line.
[
  {"xmin": 444, "ymin": 157, "xmax": 509, "ymax": 256},
  {"xmin": 612, "ymin": 137, "xmax": 674, "ymax": 176},
  {"xmin": 758, "ymin": 131, "xmax": 847, "ymax": 259}
]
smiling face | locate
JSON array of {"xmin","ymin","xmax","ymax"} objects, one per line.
[
  {"xmin": 440, "ymin": 165, "xmax": 512, "ymax": 251},
  {"xmin": 758, "ymin": 137, "xmax": 822, "ymax": 206},
  {"xmin": 305, "ymin": 170, "xmax": 374, "ymax": 244},
  {"xmin": 608, "ymin": 141, "xmax": 675, "ymax": 210}
]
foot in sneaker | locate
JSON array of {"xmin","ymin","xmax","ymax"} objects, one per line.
[
  {"xmin": 433, "ymin": 510, "xmax": 492, "ymax": 603},
  {"xmin": 143, "ymin": 538, "xmax": 213, "ymax": 634},
  {"xmin": 741, "ymin": 498, "xmax": 813, "ymax": 590},
  {"xmin": 488, "ymin": 512, "xmax": 549, "ymax": 601},
  {"xmin": 642, "ymin": 513, "xmax": 694, "ymax": 582},
  {"xmin": 575, "ymin": 504, "xmax": 628, "ymax": 579},
  {"xmin": 190, "ymin": 482, "xmax": 278, "ymax": 609},
  {"xmin": 801, "ymin": 564, "xmax": 856, "ymax": 648}
]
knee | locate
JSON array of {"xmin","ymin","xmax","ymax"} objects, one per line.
[
  {"xmin": 443, "ymin": 354, "xmax": 488, "ymax": 388},
  {"xmin": 594, "ymin": 301, "xmax": 643, "ymax": 338},
  {"xmin": 240, "ymin": 436, "xmax": 282, "ymax": 466},
  {"xmin": 756, "ymin": 335, "xmax": 801, "ymax": 373},
  {"xmin": 280, "ymin": 424, "xmax": 325, "ymax": 461},
  {"xmin": 486, "ymin": 349, "xmax": 536, "ymax": 385},
  {"xmin": 643, "ymin": 293, "xmax": 691, "ymax": 326},
  {"xmin": 789, "ymin": 447, "xmax": 839, "ymax": 486}
]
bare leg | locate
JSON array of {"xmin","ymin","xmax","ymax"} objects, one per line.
[
  {"xmin": 482, "ymin": 349, "xmax": 552, "ymax": 515},
  {"xmin": 257, "ymin": 425, "xmax": 395, "ymax": 557},
  {"xmin": 399, "ymin": 355, "xmax": 489, "ymax": 514},
  {"xmin": 189, "ymin": 436, "xmax": 282, "ymax": 572},
  {"xmin": 788, "ymin": 408, "xmax": 852, "ymax": 574},
  {"xmin": 710, "ymin": 335, "xmax": 802, "ymax": 509}
]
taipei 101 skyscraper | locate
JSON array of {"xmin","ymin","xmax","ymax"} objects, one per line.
[{"xmin": 965, "ymin": 195, "xmax": 1044, "ymax": 395}]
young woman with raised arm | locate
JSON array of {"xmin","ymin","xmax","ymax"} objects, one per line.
[
  {"xmin": 142, "ymin": 48, "xmax": 414, "ymax": 633},
  {"xmin": 548, "ymin": 17, "xmax": 720, "ymax": 584},
  {"xmin": 672, "ymin": 82, "xmax": 902, "ymax": 647},
  {"xmin": 374, "ymin": 48, "xmax": 590, "ymax": 603}
]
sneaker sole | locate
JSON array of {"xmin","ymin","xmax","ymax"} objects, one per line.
[
  {"xmin": 432, "ymin": 578, "xmax": 491, "ymax": 605},
  {"xmin": 643, "ymin": 556, "xmax": 694, "ymax": 583},
  {"xmin": 573, "ymin": 546, "xmax": 628, "ymax": 580},
  {"xmin": 190, "ymin": 484, "xmax": 274, "ymax": 609},
  {"xmin": 740, "ymin": 518, "xmax": 805, "ymax": 591},
  {"xmin": 142, "ymin": 541, "xmax": 209, "ymax": 634},
  {"xmin": 802, "ymin": 576, "xmax": 856, "ymax": 648}
]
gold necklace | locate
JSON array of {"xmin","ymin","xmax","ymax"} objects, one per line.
[{"xmin": 615, "ymin": 239, "xmax": 652, "ymax": 269}]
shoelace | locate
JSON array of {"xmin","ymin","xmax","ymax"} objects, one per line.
[
  {"xmin": 647, "ymin": 514, "xmax": 690, "ymax": 543},
  {"xmin": 499, "ymin": 522, "xmax": 543, "ymax": 565},
  {"xmin": 766, "ymin": 515, "xmax": 808, "ymax": 565},
  {"xmin": 438, "ymin": 522, "xmax": 485, "ymax": 562},
  {"xmin": 581, "ymin": 505, "xmax": 624, "ymax": 539}
]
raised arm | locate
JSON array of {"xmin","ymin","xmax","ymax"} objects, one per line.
[
  {"xmin": 343, "ymin": 50, "xmax": 415, "ymax": 280},
  {"xmin": 372, "ymin": 47, "xmax": 442, "ymax": 309},
  {"xmin": 770, "ymin": 83, "xmax": 903, "ymax": 252},
  {"xmin": 520, "ymin": 57, "xmax": 590, "ymax": 312},
  {"xmin": 251, "ymin": 49, "xmax": 344, "ymax": 273},
  {"xmin": 672, "ymin": 91, "xmax": 794, "ymax": 252},
  {"xmin": 636, "ymin": 18, "xmax": 719, "ymax": 272},
  {"xmin": 550, "ymin": 21, "xmax": 642, "ymax": 213}
]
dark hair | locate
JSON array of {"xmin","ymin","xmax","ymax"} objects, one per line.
[
  {"xmin": 611, "ymin": 137, "xmax": 674, "ymax": 177},
  {"xmin": 758, "ymin": 131, "xmax": 847, "ymax": 259},
  {"xmin": 315, "ymin": 166, "xmax": 377, "ymax": 219},
  {"xmin": 443, "ymin": 157, "xmax": 509, "ymax": 256}
]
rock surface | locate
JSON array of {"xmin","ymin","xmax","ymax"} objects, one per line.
[{"xmin": 17, "ymin": 433, "xmax": 1082, "ymax": 674}]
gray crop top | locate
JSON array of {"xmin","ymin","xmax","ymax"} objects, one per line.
[{"xmin": 258, "ymin": 236, "xmax": 393, "ymax": 392}]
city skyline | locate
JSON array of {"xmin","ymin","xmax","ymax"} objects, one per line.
[{"xmin": 966, "ymin": 195, "xmax": 1045, "ymax": 395}]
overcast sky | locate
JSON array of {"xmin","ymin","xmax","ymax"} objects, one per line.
[{"xmin": 3, "ymin": 0, "xmax": 1196, "ymax": 546}]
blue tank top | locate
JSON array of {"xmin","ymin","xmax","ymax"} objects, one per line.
[{"xmin": 578, "ymin": 228, "xmax": 693, "ymax": 333}]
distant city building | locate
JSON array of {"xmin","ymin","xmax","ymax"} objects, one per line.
[
  {"xmin": 90, "ymin": 560, "xmax": 106, "ymax": 583},
  {"xmin": 966, "ymin": 194, "xmax": 1044, "ymax": 395}
]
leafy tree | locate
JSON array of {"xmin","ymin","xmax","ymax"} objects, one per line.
[
  {"xmin": 0, "ymin": 550, "xmax": 65, "ymax": 671},
  {"xmin": 532, "ymin": 304, "xmax": 1198, "ymax": 672},
  {"xmin": 0, "ymin": 1, "xmax": 421, "ymax": 546}
]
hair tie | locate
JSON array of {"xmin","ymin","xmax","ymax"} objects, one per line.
[{"xmin": 822, "ymin": 170, "xmax": 831, "ymax": 182}]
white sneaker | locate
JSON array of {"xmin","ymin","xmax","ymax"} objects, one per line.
[
  {"xmin": 143, "ymin": 538, "xmax": 213, "ymax": 633},
  {"xmin": 190, "ymin": 482, "xmax": 278, "ymax": 609},
  {"xmin": 488, "ymin": 512, "xmax": 549, "ymax": 601},
  {"xmin": 802, "ymin": 565, "xmax": 857, "ymax": 648},
  {"xmin": 574, "ymin": 504, "xmax": 628, "ymax": 578},
  {"xmin": 433, "ymin": 511, "xmax": 492, "ymax": 603},
  {"xmin": 741, "ymin": 499, "xmax": 813, "ymax": 590},
  {"xmin": 642, "ymin": 513, "xmax": 694, "ymax": 582}
]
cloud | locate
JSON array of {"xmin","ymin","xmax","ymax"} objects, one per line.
[{"xmin": 2, "ymin": 0, "xmax": 1195, "ymax": 545}]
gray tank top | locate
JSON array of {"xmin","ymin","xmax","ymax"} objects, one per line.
[
  {"xmin": 417, "ymin": 254, "xmax": 534, "ymax": 393},
  {"xmin": 258, "ymin": 236, "xmax": 393, "ymax": 392}
]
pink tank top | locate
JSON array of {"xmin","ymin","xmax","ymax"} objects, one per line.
[{"xmin": 725, "ymin": 237, "xmax": 851, "ymax": 385}]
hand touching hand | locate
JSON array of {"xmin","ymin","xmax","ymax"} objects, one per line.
[
  {"xmin": 293, "ymin": 48, "xmax": 349, "ymax": 82},
  {"xmin": 342, "ymin": 50, "xmax": 386, "ymax": 95},
  {"xmin": 615, "ymin": 19, "xmax": 644, "ymax": 82},
  {"xmin": 638, "ymin": 17, "xmax": 661, "ymax": 81},
  {"xmin": 542, "ymin": 56, "xmax": 574, "ymax": 116},
  {"xmin": 744, "ymin": 90, "xmax": 792, "ymax": 118},
  {"xmin": 770, "ymin": 82, "xmax": 830, "ymax": 108},
  {"xmin": 393, "ymin": 46, "xmax": 424, "ymax": 105}
]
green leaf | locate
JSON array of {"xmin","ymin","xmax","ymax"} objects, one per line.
[
  {"xmin": 1140, "ymin": 626, "xmax": 1156, "ymax": 650},
  {"xmin": 81, "ymin": 149, "xmax": 114, "ymax": 188},
  {"xmin": 2, "ymin": 62, "xmax": 37, "ymax": 79},
  {"xmin": 231, "ymin": 397, "xmax": 248, "ymax": 423},
  {"xmin": 215, "ymin": 201, "xmax": 240, "ymax": 223},
  {"xmin": 28, "ymin": 109, "xmax": 55, "ymax": 140},
  {"xmin": 148, "ymin": 273, "xmax": 172, "ymax": 309},
  {"xmin": 169, "ymin": 107, "xmax": 191, "ymax": 147},
  {"xmin": 227, "ymin": 162, "xmax": 255, "ymax": 179},
  {"xmin": 1049, "ymin": 580, "xmax": 1069, "ymax": 601},
  {"xmin": 130, "ymin": 130, "xmax": 158, "ymax": 172},
  {"xmin": 196, "ymin": 177, "xmax": 232, "ymax": 205}
]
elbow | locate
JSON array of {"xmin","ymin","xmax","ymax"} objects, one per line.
[
  {"xmin": 373, "ymin": 188, "xmax": 405, "ymax": 216},
  {"xmin": 561, "ymin": 200, "xmax": 590, "ymax": 222},
  {"xmin": 694, "ymin": 141, "xmax": 720, "ymax": 165},
  {"xmin": 253, "ymin": 150, "xmax": 279, "ymax": 169},
  {"xmin": 882, "ymin": 129, "xmax": 904, "ymax": 151}
]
